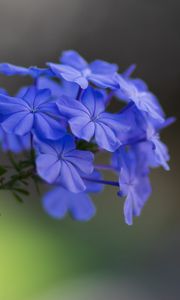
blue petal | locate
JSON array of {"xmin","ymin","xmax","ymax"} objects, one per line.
[
  {"xmin": 98, "ymin": 112, "xmax": 129, "ymax": 133},
  {"xmin": 22, "ymin": 86, "xmax": 37, "ymax": 107},
  {"xmin": 60, "ymin": 50, "xmax": 88, "ymax": 70},
  {"xmin": 81, "ymin": 87, "xmax": 105, "ymax": 116},
  {"xmin": 34, "ymin": 113, "xmax": 65, "ymax": 140},
  {"xmin": 65, "ymin": 149, "xmax": 94, "ymax": 174},
  {"xmin": 33, "ymin": 89, "xmax": 52, "ymax": 107},
  {"xmin": 36, "ymin": 154, "xmax": 61, "ymax": 183},
  {"xmin": 70, "ymin": 192, "xmax": 96, "ymax": 221},
  {"xmin": 43, "ymin": 187, "xmax": 96, "ymax": 221},
  {"xmin": 57, "ymin": 161, "xmax": 86, "ymax": 193},
  {"xmin": 151, "ymin": 137, "xmax": 170, "ymax": 171},
  {"xmin": 89, "ymin": 60, "xmax": 118, "ymax": 74},
  {"xmin": 84, "ymin": 170, "xmax": 104, "ymax": 193},
  {"xmin": 123, "ymin": 192, "xmax": 134, "ymax": 225},
  {"xmin": 117, "ymin": 75, "xmax": 164, "ymax": 122},
  {"xmin": 2, "ymin": 112, "xmax": 34, "ymax": 135},
  {"xmin": 69, "ymin": 116, "xmax": 95, "ymax": 141},
  {"xmin": 0, "ymin": 94, "xmax": 29, "ymax": 113},
  {"xmin": 57, "ymin": 95, "xmax": 90, "ymax": 118},
  {"xmin": 0, "ymin": 88, "xmax": 8, "ymax": 95},
  {"xmin": 95, "ymin": 122, "xmax": 120, "ymax": 152},
  {"xmin": 0, "ymin": 63, "xmax": 30, "ymax": 76},
  {"xmin": 89, "ymin": 73, "xmax": 118, "ymax": 89},
  {"xmin": 43, "ymin": 187, "xmax": 68, "ymax": 219},
  {"xmin": 37, "ymin": 77, "xmax": 63, "ymax": 98},
  {"xmin": 0, "ymin": 63, "xmax": 51, "ymax": 78}
]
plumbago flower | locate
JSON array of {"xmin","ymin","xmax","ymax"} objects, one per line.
[
  {"xmin": 0, "ymin": 86, "xmax": 66, "ymax": 140},
  {"xmin": 0, "ymin": 50, "xmax": 174, "ymax": 225},
  {"xmin": 36, "ymin": 135, "xmax": 94, "ymax": 193},
  {"xmin": 57, "ymin": 87, "xmax": 129, "ymax": 151}
]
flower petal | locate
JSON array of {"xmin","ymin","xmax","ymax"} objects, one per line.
[
  {"xmin": 60, "ymin": 50, "xmax": 88, "ymax": 70},
  {"xmin": 58, "ymin": 161, "xmax": 86, "ymax": 193},
  {"xmin": 69, "ymin": 116, "xmax": 95, "ymax": 141},
  {"xmin": 2, "ymin": 112, "xmax": 33, "ymax": 135},
  {"xmin": 95, "ymin": 122, "xmax": 120, "ymax": 152},
  {"xmin": 36, "ymin": 154, "xmax": 61, "ymax": 184},
  {"xmin": 65, "ymin": 149, "xmax": 94, "ymax": 174},
  {"xmin": 34, "ymin": 113, "xmax": 65, "ymax": 140}
]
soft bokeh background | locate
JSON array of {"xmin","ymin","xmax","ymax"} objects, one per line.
[{"xmin": 0, "ymin": 0, "xmax": 180, "ymax": 299}]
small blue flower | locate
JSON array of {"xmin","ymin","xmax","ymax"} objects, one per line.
[
  {"xmin": 36, "ymin": 135, "xmax": 94, "ymax": 193},
  {"xmin": 43, "ymin": 187, "xmax": 96, "ymax": 221},
  {"xmin": 116, "ymin": 74, "xmax": 164, "ymax": 123},
  {"xmin": 0, "ymin": 86, "xmax": 66, "ymax": 140},
  {"xmin": 0, "ymin": 63, "xmax": 53, "ymax": 78},
  {"xmin": 57, "ymin": 87, "xmax": 128, "ymax": 152},
  {"xmin": 47, "ymin": 50, "xmax": 118, "ymax": 89},
  {"xmin": 146, "ymin": 125, "xmax": 170, "ymax": 171},
  {"xmin": 118, "ymin": 147, "xmax": 152, "ymax": 225}
]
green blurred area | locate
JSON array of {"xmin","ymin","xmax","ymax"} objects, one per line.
[{"xmin": 0, "ymin": 148, "xmax": 179, "ymax": 300}]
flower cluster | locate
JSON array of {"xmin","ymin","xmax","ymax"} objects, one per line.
[{"xmin": 0, "ymin": 50, "xmax": 174, "ymax": 225}]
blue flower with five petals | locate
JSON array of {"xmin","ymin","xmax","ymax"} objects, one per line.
[
  {"xmin": 118, "ymin": 147, "xmax": 152, "ymax": 225},
  {"xmin": 36, "ymin": 135, "xmax": 94, "ymax": 193},
  {"xmin": 57, "ymin": 87, "xmax": 129, "ymax": 152},
  {"xmin": 116, "ymin": 74, "xmax": 165, "ymax": 123},
  {"xmin": 0, "ymin": 86, "xmax": 66, "ymax": 140}
]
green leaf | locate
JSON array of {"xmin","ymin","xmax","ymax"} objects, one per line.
[
  {"xmin": 0, "ymin": 166, "xmax": 7, "ymax": 176},
  {"xmin": 13, "ymin": 188, "xmax": 29, "ymax": 196},
  {"xmin": 13, "ymin": 192, "xmax": 24, "ymax": 203},
  {"xmin": 77, "ymin": 140, "xmax": 99, "ymax": 153}
]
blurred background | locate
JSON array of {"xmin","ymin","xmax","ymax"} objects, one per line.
[{"xmin": 0, "ymin": 0, "xmax": 179, "ymax": 299}]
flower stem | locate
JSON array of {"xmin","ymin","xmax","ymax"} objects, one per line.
[
  {"xmin": 83, "ymin": 177, "xmax": 119, "ymax": 187},
  {"xmin": 76, "ymin": 86, "xmax": 83, "ymax": 100}
]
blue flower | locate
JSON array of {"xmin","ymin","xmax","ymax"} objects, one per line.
[
  {"xmin": 36, "ymin": 135, "xmax": 94, "ymax": 193},
  {"xmin": 43, "ymin": 187, "xmax": 96, "ymax": 221},
  {"xmin": 57, "ymin": 87, "xmax": 128, "ymax": 152},
  {"xmin": 118, "ymin": 147, "xmax": 152, "ymax": 225},
  {"xmin": 0, "ymin": 86, "xmax": 66, "ymax": 140},
  {"xmin": 47, "ymin": 50, "xmax": 118, "ymax": 89},
  {"xmin": 146, "ymin": 125, "xmax": 170, "ymax": 171},
  {"xmin": 0, "ymin": 63, "xmax": 53, "ymax": 78},
  {"xmin": 116, "ymin": 74, "xmax": 165, "ymax": 123}
]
